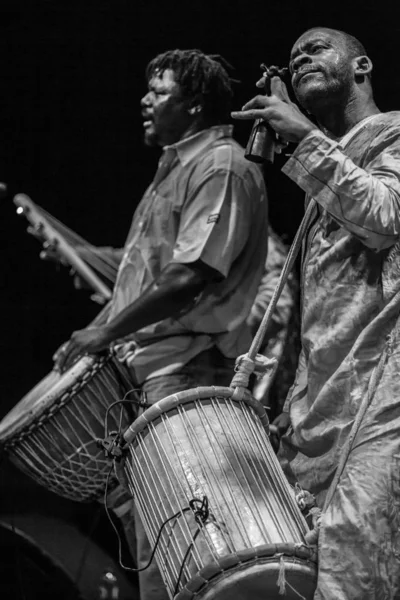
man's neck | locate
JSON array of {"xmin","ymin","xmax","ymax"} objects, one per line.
[
  {"xmin": 313, "ymin": 94, "xmax": 380, "ymax": 140},
  {"xmin": 165, "ymin": 118, "xmax": 215, "ymax": 148}
]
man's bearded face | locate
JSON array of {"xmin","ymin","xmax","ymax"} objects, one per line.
[{"xmin": 289, "ymin": 29, "xmax": 355, "ymax": 111}]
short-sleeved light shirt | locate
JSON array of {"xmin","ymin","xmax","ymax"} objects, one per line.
[{"xmin": 108, "ymin": 125, "xmax": 268, "ymax": 383}]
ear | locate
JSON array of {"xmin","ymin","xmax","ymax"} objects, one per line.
[
  {"xmin": 188, "ymin": 104, "xmax": 202, "ymax": 115},
  {"xmin": 353, "ymin": 55, "xmax": 373, "ymax": 78}
]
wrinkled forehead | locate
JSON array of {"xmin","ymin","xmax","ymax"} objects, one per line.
[{"xmin": 290, "ymin": 28, "xmax": 342, "ymax": 59}]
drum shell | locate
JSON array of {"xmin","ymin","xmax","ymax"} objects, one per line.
[
  {"xmin": 122, "ymin": 386, "xmax": 317, "ymax": 599},
  {"xmin": 0, "ymin": 355, "xmax": 136, "ymax": 503}
]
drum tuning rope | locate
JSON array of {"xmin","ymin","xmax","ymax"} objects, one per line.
[{"xmin": 230, "ymin": 199, "xmax": 318, "ymax": 399}]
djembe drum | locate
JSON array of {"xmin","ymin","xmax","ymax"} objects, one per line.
[
  {"xmin": 121, "ymin": 386, "xmax": 317, "ymax": 600},
  {"xmin": 0, "ymin": 353, "xmax": 136, "ymax": 502}
]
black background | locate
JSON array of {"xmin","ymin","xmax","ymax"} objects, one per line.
[
  {"xmin": 1, "ymin": 0, "xmax": 398, "ymax": 409},
  {"xmin": 0, "ymin": 0, "xmax": 398, "ymax": 594}
]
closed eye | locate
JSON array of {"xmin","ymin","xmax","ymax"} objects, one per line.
[{"xmin": 310, "ymin": 44, "xmax": 326, "ymax": 53}]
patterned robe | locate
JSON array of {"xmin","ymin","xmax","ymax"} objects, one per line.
[{"xmin": 279, "ymin": 112, "xmax": 400, "ymax": 599}]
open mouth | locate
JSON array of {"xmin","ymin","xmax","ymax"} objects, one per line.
[{"xmin": 143, "ymin": 120, "xmax": 153, "ymax": 128}]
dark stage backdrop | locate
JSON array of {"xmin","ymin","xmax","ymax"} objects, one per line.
[
  {"xmin": 0, "ymin": 0, "xmax": 397, "ymax": 584},
  {"xmin": 0, "ymin": 0, "xmax": 397, "ymax": 408}
]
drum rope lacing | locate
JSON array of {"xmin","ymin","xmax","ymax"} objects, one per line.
[
  {"xmin": 4, "ymin": 351, "xmax": 136, "ymax": 448},
  {"xmin": 103, "ymin": 464, "xmax": 212, "ymax": 590},
  {"xmin": 1, "ymin": 354, "xmax": 141, "ymax": 503},
  {"xmin": 4, "ymin": 354, "xmax": 111, "ymax": 447},
  {"xmin": 100, "ymin": 396, "xmax": 223, "ymax": 591}
]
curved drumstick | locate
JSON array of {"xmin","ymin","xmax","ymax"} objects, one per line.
[{"xmin": 13, "ymin": 193, "xmax": 113, "ymax": 303}]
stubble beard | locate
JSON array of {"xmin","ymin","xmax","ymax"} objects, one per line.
[
  {"xmin": 143, "ymin": 128, "xmax": 158, "ymax": 147},
  {"xmin": 296, "ymin": 75, "xmax": 352, "ymax": 117}
]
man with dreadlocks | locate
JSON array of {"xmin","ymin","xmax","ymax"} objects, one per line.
[
  {"xmin": 233, "ymin": 27, "xmax": 400, "ymax": 599},
  {"xmin": 56, "ymin": 49, "xmax": 268, "ymax": 599}
]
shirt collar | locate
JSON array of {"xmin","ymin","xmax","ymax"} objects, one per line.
[{"xmin": 163, "ymin": 125, "xmax": 233, "ymax": 167}]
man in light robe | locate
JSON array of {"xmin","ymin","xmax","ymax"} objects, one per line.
[{"xmin": 233, "ymin": 27, "xmax": 400, "ymax": 599}]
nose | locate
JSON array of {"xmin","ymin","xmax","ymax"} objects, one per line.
[
  {"xmin": 291, "ymin": 52, "xmax": 312, "ymax": 74},
  {"xmin": 141, "ymin": 91, "xmax": 153, "ymax": 107}
]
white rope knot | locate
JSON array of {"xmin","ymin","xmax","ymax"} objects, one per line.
[
  {"xmin": 294, "ymin": 483, "xmax": 317, "ymax": 512},
  {"xmin": 230, "ymin": 354, "xmax": 256, "ymax": 392},
  {"xmin": 253, "ymin": 353, "xmax": 279, "ymax": 379},
  {"xmin": 277, "ymin": 555, "xmax": 286, "ymax": 595},
  {"xmin": 230, "ymin": 353, "xmax": 278, "ymax": 400},
  {"xmin": 276, "ymin": 553, "xmax": 308, "ymax": 599},
  {"xmin": 304, "ymin": 506, "xmax": 322, "ymax": 547}
]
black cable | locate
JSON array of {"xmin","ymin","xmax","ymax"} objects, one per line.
[
  {"xmin": 173, "ymin": 528, "xmax": 202, "ymax": 596},
  {"xmin": 103, "ymin": 395, "xmax": 148, "ymax": 440},
  {"xmin": 103, "ymin": 466, "xmax": 209, "ymax": 579}
]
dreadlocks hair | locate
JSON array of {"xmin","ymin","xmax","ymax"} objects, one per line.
[{"xmin": 145, "ymin": 49, "xmax": 235, "ymax": 124}]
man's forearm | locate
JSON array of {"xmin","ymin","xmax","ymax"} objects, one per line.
[
  {"xmin": 282, "ymin": 129, "xmax": 400, "ymax": 250},
  {"xmin": 103, "ymin": 263, "xmax": 207, "ymax": 342}
]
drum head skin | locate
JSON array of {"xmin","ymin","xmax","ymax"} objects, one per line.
[{"xmin": 0, "ymin": 356, "xmax": 97, "ymax": 443}]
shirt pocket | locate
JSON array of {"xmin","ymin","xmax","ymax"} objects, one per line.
[{"xmin": 141, "ymin": 190, "xmax": 179, "ymax": 246}]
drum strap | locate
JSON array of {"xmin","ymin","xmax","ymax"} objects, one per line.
[{"xmin": 231, "ymin": 198, "xmax": 317, "ymax": 398}]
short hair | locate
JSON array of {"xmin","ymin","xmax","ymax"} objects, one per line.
[
  {"xmin": 145, "ymin": 49, "xmax": 234, "ymax": 124},
  {"xmin": 300, "ymin": 28, "xmax": 371, "ymax": 79},
  {"xmin": 337, "ymin": 30, "xmax": 367, "ymax": 59},
  {"xmin": 304, "ymin": 27, "xmax": 367, "ymax": 58}
]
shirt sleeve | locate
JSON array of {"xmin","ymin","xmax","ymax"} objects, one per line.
[
  {"xmin": 172, "ymin": 162, "xmax": 262, "ymax": 277},
  {"xmin": 282, "ymin": 127, "xmax": 400, "ymax": 250}
]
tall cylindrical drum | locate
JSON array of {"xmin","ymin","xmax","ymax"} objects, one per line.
[{"xmin": 122, "ymin": 386, "xmax": 317, "ymax": 599}]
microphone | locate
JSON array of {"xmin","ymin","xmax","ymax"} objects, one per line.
[{"xmin": 244, "ymin": 64, "xmax": 288, "ymax": 164}]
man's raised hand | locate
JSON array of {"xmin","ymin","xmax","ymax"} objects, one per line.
[{"xmin": 232, "ymin": 76, "xmax": 317, "ymax": 144}]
